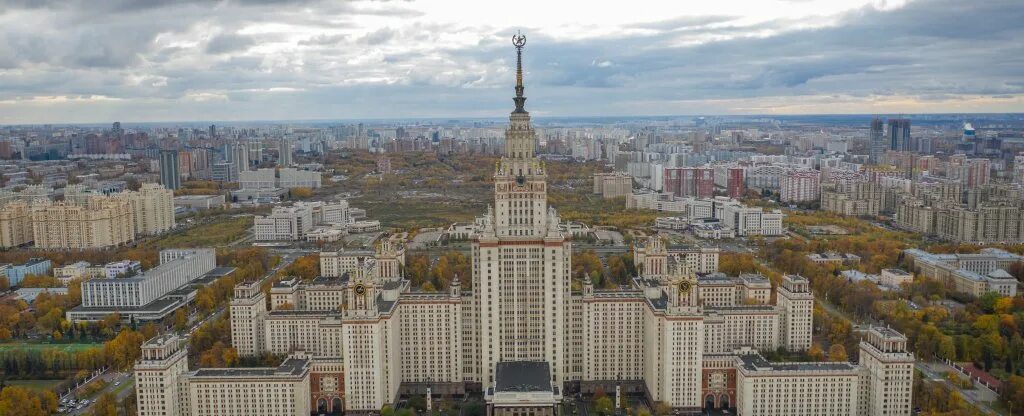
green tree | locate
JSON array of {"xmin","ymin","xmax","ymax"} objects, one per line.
[{"xmin": 595, "ymin": 397, "xmax": 615, "ymax": 416}]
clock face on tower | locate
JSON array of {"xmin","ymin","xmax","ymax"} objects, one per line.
[
  {"xmin": 355, "ymin": 284, "xmax": 366, "ymax": 295},
  {"xmin": 678, "ymin": 280, "xmax": 692, "ymax": 294},
  {"xmin": 516, "ymin": 174, "xmax": 526, "ymax": 186}
]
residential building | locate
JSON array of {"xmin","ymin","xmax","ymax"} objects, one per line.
[
  {"xmin": 780, "ymin": 169, "xmax": 820, "ymax": 203},
  {"xmin": 279, "ymin": 140, "xmax": 293, "ymax": 166},
  {"xmin": 239, "ymin": 168, "xmax": 322, "ymax": 190},
  {"xmin": 31, "ymin": 197, "xmax": 135, "ymax": 249},
  {"xmin": 820, "ymin": 180, "xmax": 883, "ymax": 216},
  {"xmin": 117, "ymin": 183, "xmax": 175, "ymax": 236},
  {"xmin": 868, "ymin": 117, "xmax": 885, "ymax": 164},
  {"xmin": 888, "ymin": 118, "xmax": 911, "ymax": 151},
  {"xmin": 0, "ymin": 201, "xmax": 33, "ymax": 248},
  {"xmin": 592, "ymin": 172, "xmax": 633, "ymax": 199},
  {"xmin": 159, "ymin": 150, "xmax": 181, "ymax": 190},
  {"xmin": 664, "ymin": 167, "xmax": 714, "ymax": 198}
]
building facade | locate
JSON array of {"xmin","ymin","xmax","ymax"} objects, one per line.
[{"xmin": 31, "ymin": 197, "xmax": 135, "ymax": 249}]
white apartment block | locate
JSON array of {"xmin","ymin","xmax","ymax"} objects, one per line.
[{"xmin": 254, "ymin": 205, "xmax": 313, "ymax": 241}]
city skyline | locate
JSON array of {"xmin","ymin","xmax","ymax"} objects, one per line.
[{"xmin": 1, "ymin": 0, "xmax": 1023, "ymax": 124}]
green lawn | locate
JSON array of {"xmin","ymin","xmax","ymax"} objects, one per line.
[
  {"xmin": 0, "ymin": 342, "xmax": 101, "ymax": 353},
  {"xmin": 140, "ymin": 215, "xmax": 252, "ymax": 249},
  {"xmin": 6, "ymin": 379, "xmax": 63, "ymax": 392}
]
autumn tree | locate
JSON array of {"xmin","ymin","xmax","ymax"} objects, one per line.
[
  {"xmin": 0, "ymin": 386, "xmax": 59, "ymax": 416},
  {"xmin": 808, "ymin": 343, "xmax": 825, "ymax": 361},
  {"xmin": 828, "ymin": 344, "xmax": 848, "ymax": 362},
  {"xmin": 91, "ymin": 392, "xmax": 118, "ymax": 416},
  {"xmin": 104, "ymin": 328, "xmax": 146, "ymax": 370}
]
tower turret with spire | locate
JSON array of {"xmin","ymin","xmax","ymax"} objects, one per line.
[{"xmin": 492, "ymin": 31, "xmax": 549, "ymax": 238}]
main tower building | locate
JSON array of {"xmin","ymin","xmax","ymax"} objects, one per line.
[{"xmin": 473, "ymin": 32, "xmax": 572, "ymax": 390}]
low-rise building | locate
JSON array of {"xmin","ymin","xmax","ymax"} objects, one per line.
[
  {"xmin": 254, "ymin": 205, "xmax": 313, "ymax": 241},
  {"xmin": 68, "ymin": 249, "xmax": 218, "ymax": 322},
  {"xmin": 653, "ymin": 216, "xmax": 688, "ymax": 230},
  {"xmin": 174, "ymin": 194, "xmax": 226, "ymax": 211},
  {"xmin": 6, "ymin": 258, "xmax": 53, "ymax": 286},
  {"xmin": 806, "ymin": 252, "xmax": 861, "ymax": 265},
  {"xmin": 53, "ymin": 261, "xmax": 97, "ymax": 285},
  {"xmin": 880, "ymin": 268, "xmax": 913, "ymax": 288},
  {"xmin": 904, "ymin": 248, "xmax": 1019, "ymax": 297}
]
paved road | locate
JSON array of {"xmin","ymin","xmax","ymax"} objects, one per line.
[{"xmin": 64, "ymin": 371, "xmax": 132, "ymax": 415}]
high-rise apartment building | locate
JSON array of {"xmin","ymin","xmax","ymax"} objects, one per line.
[
  {"xmin": 31, "ymin": 197, "xmax": 135, "ymax": 249},
  {"xmin": 116, "ymin": 183, "xmax": 175, "ymax": 236},
  {"xmin": 888, "ymin": 118, "xmax": 911, "ymax": 151},
  {"xmin": 0, "ymin": 201, "xmax": 33, "ymax": 248},
  {"xmin": 159, "ymin": 150, "xmax": 181, "ymax": 190},
  {"xmin": 726, "ymin": 167, "xmax": 745, "ymax": 198},
  {"xmin": 279, "ymin": 140, "xmax": 293, "ymax": 167},
  {"xmin": 664, "ymin": 167, "xmax": 714, "ymax": 198},
  {"xmin": 868, "ymin": 117, "xmax": 885, "ymax": 164},
  {"xmin": 780, "ymin": 169, "xmax": 820, "ymax": 203}
]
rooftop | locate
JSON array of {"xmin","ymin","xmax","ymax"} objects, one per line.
[
  {"xmin": 192, "ymin": 356, "xmax": 309, "ymax": 378},
  {"xmin": 738, "ymin": 354, "xmax": 857, "ymax": 373}
]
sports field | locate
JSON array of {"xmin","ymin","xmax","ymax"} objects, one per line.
[{"xmin": 0, "ymin": 342, "xmax": 102, "ymax": 353}]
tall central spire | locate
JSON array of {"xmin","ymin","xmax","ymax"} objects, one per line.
[{"xmin": 512, "ymin": 32, "xmax": 527, "ymax": 113}]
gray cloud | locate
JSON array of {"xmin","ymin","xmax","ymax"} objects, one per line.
[
  {"xmin": 206, "ymin": 33, "xmax": 256, "ymax": 54},
  {"xmin": 357, "ymin": 27, "xmax": 396, "ymax": 45},
  {"xmin": 0, "ymin": 0, "xmax": 1021, "ymax": 123}
]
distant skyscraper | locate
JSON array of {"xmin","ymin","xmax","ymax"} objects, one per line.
[
  {"xmin": 112, "ymin": 122, "xmax": 123, "ymax": 140},
  {"xmin": 159, "ymin": 150, "xmax": 181, "ymax": 190},
  {"xmin": 888, "ymin": 118, "xmax": 911, "ymax": 151},
  {"xmin": 209, "ymin": 124, "xmax": 216, "ymax": 139},
  {"xmin": 278, "ymin": 140, "xmax": 293, "ymax": 167},
  {"xmin": 868, "ymin": 118, "xmax": 884, "ymax": 164}
]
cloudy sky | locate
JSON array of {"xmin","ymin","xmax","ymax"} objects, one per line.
[{"xmin": 0, "ymin": 0, "xmax": 1022, "ymax": 124}]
